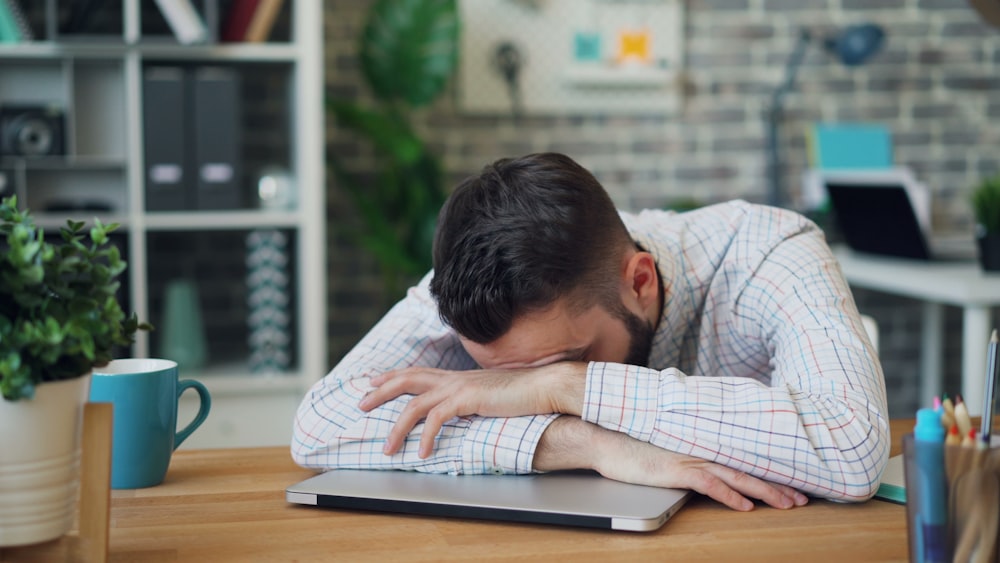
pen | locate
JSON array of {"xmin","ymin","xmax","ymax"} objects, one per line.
[
  {"xmin": 914, "ymin": 408, "xmax": 948, "ymax": 563},
  {"xmin": 962, "ymin": 428, "xmax": 977, "ymax": 448},
  {"xmin": 955, "ymin": 395, "xmax": 972, "ymax": 438},
  {"xmin": 981, "ymin": 329, "xmax": 998, "ymax": 444},
  {"xmin": 941, "ymin": 394, "xmax": 956, "ymax": 430},
  {"xmin": 945, "ymin": 423, "xmax": 961, "ymax": 446}
]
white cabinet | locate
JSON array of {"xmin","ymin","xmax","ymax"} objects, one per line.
[{"xmin": 0, "ymin": 1, "xmax": 325, "ymax": 448}]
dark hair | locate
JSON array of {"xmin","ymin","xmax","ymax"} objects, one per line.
[{"xmin": 430, "ymin": 153, "xmax": 633, "ymax": 343}]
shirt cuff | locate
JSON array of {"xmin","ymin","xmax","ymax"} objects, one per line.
[
  {"xmin": 461, "ymin": 413, "xmax": 560, "ymax": 475},
  {"xmin": 581, "ymin": 362, "xmax": 660, "ymax": 443}
]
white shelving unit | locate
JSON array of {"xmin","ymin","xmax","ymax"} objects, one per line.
[{"xmin": 0, "ymin": 0, "xmax": 325, "ymax": 448}]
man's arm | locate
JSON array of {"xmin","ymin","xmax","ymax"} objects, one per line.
[
  {"xmin": 365, "ymin": 227, "xmax": 889, "ymax": 501},
  {"xmin": 574, "ymin": 229, "xmax": 889, "ymax": 501},
  {"xmin": 534, "ymin": 416, "xmax": 808, "ymax": 511},
  {"xmin": 291, "ymin": 273, "xmax": 560, "ymax": 474}
]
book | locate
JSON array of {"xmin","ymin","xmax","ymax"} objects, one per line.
[
  {"xmin": 221, "ymin": 0, "xmax": 260, "ymax": 42},
  {"xmin": 153, "ymin": 0, "xmax": 209, "ymax": 45},
  {"xmin": 189, "ymin": 66, "xmax": 243, "ymax": 210},
  {"xmin": 809, "ymin": 123, "xmax": 893, "ymax": 170},
  {"xmin": 143, "ymin": 67, "xmax": 191, "ymax": 211},
  {"xmin": 0, "ymin": 0, "xmax": 21, "ymax": 43},
  {"xmin": 5, "ymin": 0, "xmax": 31, "ymax": 41},
  {"xmin": 874, "ymin": 454, "xmax": 905, "ymax": 504},
  {"xmin": 244, "ymin": 0, "xmax": 285, "ymax": 43},
  {"xmin": 61, "ymin": 0, "xmax": 113, "ymax": 35}
]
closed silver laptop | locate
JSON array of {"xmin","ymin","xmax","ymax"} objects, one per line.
[{"xmin": 286, "ymin": 469, "xmax": 691, "ymax": 532}]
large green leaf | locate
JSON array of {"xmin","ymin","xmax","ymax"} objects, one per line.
[
  {"xmin": 327, "ymin": 100, "xmax": 423, "ymax": 165},
  {"xmin": 360, "ymin": 0, "xmax": 460, "ymax": 107},
  {"xmin": 327, "ymin": 0, "xmax": 458, "ymax": 299}
]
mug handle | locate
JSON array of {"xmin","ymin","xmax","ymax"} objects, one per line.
[{"xmin": 175, "ymin": 379, "xmax": 212, "ymax": 449}]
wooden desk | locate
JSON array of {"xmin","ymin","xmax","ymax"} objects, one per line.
[{"xmin": 4, "ymin": 421, "xmax": 913, "ymax": 562}]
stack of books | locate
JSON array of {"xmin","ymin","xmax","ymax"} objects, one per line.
[
  {"xmin": 220, "ymin": 0, "xmax": 286, "ymax": 43},
  {"xmin": 155, "ymin": 0, "xmax": 285, "ymax": 45}
]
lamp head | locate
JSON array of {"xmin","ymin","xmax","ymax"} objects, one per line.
[{"xmin": 824, "ymin": 23, "xmax": 885, "ymax": 67}]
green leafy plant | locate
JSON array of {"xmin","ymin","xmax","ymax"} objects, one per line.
[
  {"xmin": 328, "ymin": 0, "xmax": 459, "ymax": 297},
  {"xmin": 0, "ymin": 196, "xmax": 150, "ymax": 401},
  {"xmin": 972, "ymin": 173, "xmax": 1000, "ymax": 235}
]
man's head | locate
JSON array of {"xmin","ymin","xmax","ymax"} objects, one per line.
[{"xmin": 430, "ymin": 153, "xmax": 661, "ymax": 368}]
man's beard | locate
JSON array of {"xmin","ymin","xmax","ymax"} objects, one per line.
[{"xmin": 620, "ymin": 308, "xmax": 655, "ymax": 368}]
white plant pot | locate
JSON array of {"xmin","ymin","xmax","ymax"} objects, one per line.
[{"xmin": 0, "ymin": 374, "xmax": 91, "ymax": 547}]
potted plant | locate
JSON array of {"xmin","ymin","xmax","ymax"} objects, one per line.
[
  {"xmin": 0, "ymin": 195, "xmax": 148, "ymax": 547},
  {"xmin": 327, "ymin": 0, "xmax": 459, "ymax": 299},
  {"xmin": 971, "ymin": 173, "xmax": 1000, "ymax": 272}
]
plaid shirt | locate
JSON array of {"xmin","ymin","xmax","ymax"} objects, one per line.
[{"xmin": 293, "ymin": 201, "xmax": 889, "ymax": 501}]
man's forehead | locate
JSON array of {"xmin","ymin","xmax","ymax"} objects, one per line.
[
  {"xmin": 460, "ymin": 338, "xmax": 583, "ymax": 369},
  {"xmin": 457, "ymin": 302, "xmax": 603, "ymax": 368}
]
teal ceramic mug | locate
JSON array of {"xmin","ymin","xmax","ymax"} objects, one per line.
[{"xmin": 89, "ymin": 359, "xmax": 211, "ymax": 489}]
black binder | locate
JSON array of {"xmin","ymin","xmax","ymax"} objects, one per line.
[
  {"xmin": 189, "ymin": 66, "xmax": 243, "ymax": 210},
  {"xmin": 143, "ymin": 66, "xmax": 189, "ymax": 211}
]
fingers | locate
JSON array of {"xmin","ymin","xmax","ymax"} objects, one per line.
[
  {"xmin": 381, "ymin": 409, "xmax": 459, "ymax": 458},
  {"xmin": 381, "ymin": 391, "xmax": 448, "ymax": 456},
  {"xmin": 696, "ymin": 466, "xmax": 807, "ymax": 510},
  {"xmin": 685, "ymin": 470, "xmax": 755, "ymax": 511},
  {"xmin": 359, "ymin": 369, "xmax": 433, "ymax": 412},
  {"xmin": 418, "ymin": 404, "xmax": 454, "ymax": 458},
  {"xmin": 368, "ymin": 371, "xmax": 460, "ymax": 458},
  {"xmin": 770, "ymin": 482, "xmax": 810, "ymax": 507}
]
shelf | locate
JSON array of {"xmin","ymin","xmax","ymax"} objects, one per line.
[
  {"xmin": 179, "ymin": 368, "xmax": 308, "ymax": 397},
  {"xmin": 144, "ymin": 209, "xmax": 302, "ymax": 230},
  {"xmin": 562, "ymin": 65, "xmax": 674, "ymax": 88},
  {"xmin": 33, "ymin": 213, "xmax": 130, "ymax": 230},
  {"xmin": 0, "ymin": 42, "xmax": 299, "ymax": 63},
  {"xmin": 2, "ymin": 0, "xmax": 326, "ymax": 448},
  {"xmin": 140, "ymin": 43, "xmax": 300, "ymax": 62},
  {"xmin": 1, "ymin": 156, "xmax": 126, "ymax": 171}
]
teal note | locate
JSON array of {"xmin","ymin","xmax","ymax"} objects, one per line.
[
  {"xmin": 813, "ymin": 123, "xmax": 893, "ymax": 170},
  {"xmin": 573, "ymin": 31, "xmax": 602, "ymax": 62},
  {"xmin": 0, "ymin": 1, "xmax": 20, "ymax": 43}
]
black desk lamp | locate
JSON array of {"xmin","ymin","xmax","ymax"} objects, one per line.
[{"xmin": 765, "ymin": 24, "xmax": 886, "ymax": 207}]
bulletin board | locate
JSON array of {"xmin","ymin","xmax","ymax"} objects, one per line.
[{"xmin": 457, "ymin": 0, "xmax": 684, "ymax": 115}]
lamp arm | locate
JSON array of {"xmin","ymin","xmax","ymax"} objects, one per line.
[
  {"xmin": 769, "ymin": 29, "xmax": 813, "ymax": 115},
  {"xmin": 766, "ymin": 29, "xmax": 812, "ymax": 207}
]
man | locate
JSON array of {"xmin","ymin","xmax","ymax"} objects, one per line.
[{"xmin": 293, "ymin": 153, "xmax": 889, "ymax": 512}]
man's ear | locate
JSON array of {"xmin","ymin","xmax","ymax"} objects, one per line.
[{"xmin": 622, "ymin": 251, "xmax": 659, "ymax": 311}]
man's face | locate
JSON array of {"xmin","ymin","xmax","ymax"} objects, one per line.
[{"xmin": 459, "ymin": 298, "xmax": 655, "ymax": 370}]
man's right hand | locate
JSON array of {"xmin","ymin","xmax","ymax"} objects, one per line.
[{"xmin": 533, "ymin": 417, "xmax": 809, "ymax": 512}]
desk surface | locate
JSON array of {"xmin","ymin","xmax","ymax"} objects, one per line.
[
  {"xmin": 833, "ymin": 245, "xmax": 1000, "ymax": 413},
  {"xmin": 833, "ymin": 246, "xmax": 1000, "ymax": 306},
  {"xmin": 4, "ymin": 421, "xmax": 913, "ymax": 563}
]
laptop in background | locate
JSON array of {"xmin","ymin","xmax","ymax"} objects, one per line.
[
  {"xmin": 819, "ymin": 169, "xmax": 976, "ymax": 261},
  {"xmin": 286, "ymin": 469, "xmax": 691, "ymax": 532}
]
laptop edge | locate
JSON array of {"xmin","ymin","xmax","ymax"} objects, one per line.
[{"xmin": 286, "ymin": 469, "xmax": 691, "ymax": 532}]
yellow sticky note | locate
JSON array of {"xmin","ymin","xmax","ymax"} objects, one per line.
[{"xmin": 617, "ymin": 29, "xmax": 651, "ymax": 64}]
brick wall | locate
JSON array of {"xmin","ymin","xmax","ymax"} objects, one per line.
[{"xmin": 323, "ymin": 0, "xmax": 1000, "ymax": 417}]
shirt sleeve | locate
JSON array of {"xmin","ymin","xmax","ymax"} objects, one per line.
[
  {"xmin": 291, "ymin": 273, "xmax": 559, "ymax": 475},
  {"xmin": 581, "ymin": 229, "xmax": 890, "ymax": 501}
]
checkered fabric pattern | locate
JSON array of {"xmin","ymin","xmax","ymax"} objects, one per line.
[{"xmin": 292, "ymin": 201, "xmax": 889, "ymax": 501}]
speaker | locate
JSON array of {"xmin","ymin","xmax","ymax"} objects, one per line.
[{"xmin": 0, "ymin": 105, "xmax": 66, "ymax": 157}]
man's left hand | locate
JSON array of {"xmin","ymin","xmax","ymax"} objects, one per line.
[{"xmin": 358, "ymin": 363, "xmax": 585, "ymax": 458}]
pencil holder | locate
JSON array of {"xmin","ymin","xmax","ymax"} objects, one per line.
[{"xmin": 903, "ymin": 434, "xmax": 1000, "ymax": 563}]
